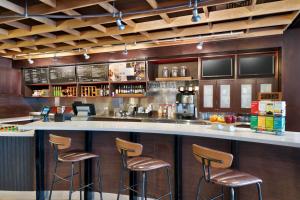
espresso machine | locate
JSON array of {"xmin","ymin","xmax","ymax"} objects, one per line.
[{"xmin": 176, "ymin": 86, "xmax": 198, "ymax": 119}]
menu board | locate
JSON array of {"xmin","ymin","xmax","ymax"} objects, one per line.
[
  {"xmin": 49, "ymin": 66, "xmax": 76, "ymax": 83},
  {"xmin": 109, "ymin": 61, "xmax": 146, "ymax": 81},
  {"xmin": 77, "ymin": 64, "xmax": 108, "ymax": 82},
  {"xmin": 23, "ymin": 68, "xmax": 48, "ymax": 84}
]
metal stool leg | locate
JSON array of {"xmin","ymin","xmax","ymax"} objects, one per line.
[
  {"xmin": 257, "ymin": 183, "xmax": 263, "ymax": 200},
  {"xmin": 166, "ymin": 167, "xmax": 173, "ymax": 200},
  {"xmin": 230, "ymin": 188, "xmax": 235, "ymax": 200},
  {"xmin": 49, "ymin": 161, "xmax": 58, "ymax": 200},
  {"xmin": 79, "ymin": 161, "xmax": 82, "ymax": 200},
  {"xmin": 117, "ymin": 168, "xmax": 124, "ymax": 200},
  {"xmin": 195, "ymin": 176, "xmax": 204, "ymax": 200},
  {"xmin": 221, "ymin": 186, "xmax": 224, "ymax": 200},
  {"xmin": 69, "ymin": 163, "xmax": 75, "ymax": 200},
  {"xmin": 97, "ymin": 158, "xmax": 104, "ymax": 200},
  {"xmin": 141, "ymin": 172, "xmax": 146, "ymax": 200},
  {"xmin": 145, "ymin": 172, "xmax": 148, "ymax": 200}
]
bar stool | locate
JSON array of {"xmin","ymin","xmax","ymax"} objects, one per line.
[
  {"xmin": 48, "ymin": 134, "xmax": 103, "ymax": 200},
  {"xmin": 192, "ymin": 144, "xmax": 262, "ymax": 200},
  {"xmin": 115, "ymin": 138, "xmax": 173, "ymax": 200}
]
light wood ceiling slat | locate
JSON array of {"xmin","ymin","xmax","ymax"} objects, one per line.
[
  {"xmin": 0, "ymin": 0, "xmax": 297, "ymax": 42},
  {"xmin": 9, "ymin": 13, "xmax": 294, "ymax": 55},
  {"xmin": 39, "ymin": 0, "xmax": 57, "ymax": 8}
]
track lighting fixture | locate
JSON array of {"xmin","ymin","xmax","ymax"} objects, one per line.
[
  {"xmin": 191, "ymin": 0, "xmax": 201, "ymax": 23},
  {"xmin": 83, "ymin": 49, "xmax": 90, "ymax": 60},
  {"xmin": 196, "ymin": 41, "xmax": 204, "ymax": 50},
  {"xmin": 116, "ymin": 12, "xmax": 125, "ymax": 31},
  {"xmin": 28, "ymin": 55, "xmax": 34, "ymax": 64},
  {"xmin": 123, "ymin": 43, "xmax": 128, "ymax": 55}
]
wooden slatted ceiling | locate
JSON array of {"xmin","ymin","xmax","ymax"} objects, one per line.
[{"xmin": 0, "ymin": 0, "xmax": 297, "ymax": 59}]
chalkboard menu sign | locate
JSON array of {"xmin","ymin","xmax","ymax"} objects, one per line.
[
  {"xmin": 77, "ymin": 64, "xmax": 108, "ymax": 82},
  {"xmin": 202, "ymin": 57, "xmax": 233, "ymax": 78},
  {"xmin": 49, "ymin": 66, "xmax": 76, "ymax": 83},
  {"xmin": 23, "ymin": 68, "xmax": 49, "ymax": 84}
]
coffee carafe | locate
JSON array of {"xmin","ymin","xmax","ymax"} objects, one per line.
[{"xmin": 176, "ymin": 86, "xmax": 197, "ymax": 119}]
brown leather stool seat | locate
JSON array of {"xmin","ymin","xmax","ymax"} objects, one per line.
[
  {"xmin": 127, "ymin": 156, "xmax": 171, "ymax": 171},
  {"xmin": 116, "ymin": 138, "xmax": 173, "ymax": 200},
  {"xmin": 210, "ymin": 169, "xmax": 262, "ymax": 187},
  {"xmin": 58, "ymin": 150, "xmax": 99, "ymax": 162},
  {"xmin": 193, "ymin": 144, "xmax": 263, "ymax": 200}
]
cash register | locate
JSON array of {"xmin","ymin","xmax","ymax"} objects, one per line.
[{"xmin": 71, "ymin": 102, "xmax": 96, "ymax": 121}]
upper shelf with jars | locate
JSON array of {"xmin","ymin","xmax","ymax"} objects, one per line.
[{"xmin": 148, "ymin": 57, "xmax": 199, "ymax": 82}]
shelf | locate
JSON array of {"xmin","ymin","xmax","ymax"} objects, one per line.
[
  {"xmin": 110, "ymin": 80, "xmax": 147, "ymax": 84},
  {"xmin": 79, "ymin": 81, "xmax": 109, "ymax": 85},
  {"xmin": 155, "ymin": 77, "xmax": 193, "ymax": 81},
  {"xmin": 51, "ymin": 82, "xmax": 77, "ymax": 86},
  {"xmin": 25, "ymin": 83, "xmax": 49, "ymax": 87},
  {"xmin": 113, "ymin": 94, "xmax": 146, "ymax": 98}
]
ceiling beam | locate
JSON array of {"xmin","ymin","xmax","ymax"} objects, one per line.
[
  {"xmin": 63, "ymin": 41, "xmax": 77, "ymax": 46},
  {"xmin": 0, "ymin": 10, "xmax": 295, "ymax": 51},
  {"xmin": 12, "ymin": 28, "xmax": 283, "ymax": 59},
  {"xmin": 0, "ymin": 0, "xmax": 24, "ymax": 14},
  {"xmin": 39, "ymin": 33, "xmax": 57, "ymax": 39},
  {"xmin": 146, "ymin": 0, "xmax": 172, "ymax": 23},
  {"xmin": 9, "ymin": 14, "xmax": 291, "ymax": 55},
  {"xmin": 0, "ymin": 28, "xmax": 8, "ymax": 35},
  {"xmin": 64, "ymin": 29, "xmax": 81, "ymax": 36},
  {"xmin": 0, "ymin": 0, "xmax": 297, "ymax": 41},
  {"xmin": 98, "ymin": 2, "xmax": 136, "ymax": 27},
  {"xmin": 4, "ymin": 22, "xmax": 31, "ymax": 31},
  {"xmin": 39, "ymin": 0, "xmax": 57, "ymax": 7}
]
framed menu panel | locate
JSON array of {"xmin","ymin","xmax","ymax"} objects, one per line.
[
  {"xmin": 109, "ymin": 61, "xmax": 146, "ymax": 81},
  {"xmin": 77, "ymin": 64, "xmax": 108, "ymax": 82},
  {"xmin": 23, "ymin": 68, "xmax": 49, "ymax": 84},
  {"xmin": 49, "ymin": 66, "xmax": 76, "ymax": 83}
]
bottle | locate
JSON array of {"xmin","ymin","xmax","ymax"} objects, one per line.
[{"xmin": 158, "ymin": 106, "xmax": 163, "ymax": 118}]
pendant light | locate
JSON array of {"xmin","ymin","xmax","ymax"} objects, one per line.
[{"xmin": 116, "ymin": 12, "xmax": 126, "ymax": 30}]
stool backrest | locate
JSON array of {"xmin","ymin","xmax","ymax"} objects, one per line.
[
  {"xmin": 49, "ymin": 134, "xmax": 71, "ymax": 150},
  {"xmin": 116, "ymin": 138, "xmax": 143, "ymax": 157},
  {"xmin": 192, "ymin": 144, "xmax": 233, "ymax": 169}
]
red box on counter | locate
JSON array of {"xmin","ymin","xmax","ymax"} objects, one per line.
[{"xmin": 251, "ymin": 101, "xmax": 259, "ymax": 114}]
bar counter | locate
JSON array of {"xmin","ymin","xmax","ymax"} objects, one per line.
[
  {"xmin": 15, "ymin": 119, "xmax": 300, "ymax": 200},
  {"xmin": 22, "ymin": 120, "xmax": 300, "ymax": 148}
]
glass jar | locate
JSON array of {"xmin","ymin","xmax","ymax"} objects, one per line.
[
  {"xmin": 180, "ymin": 66, "xmax": 187, "ymax": 77},
  {"xmin": 162, "ymin": 66, "xmax": 169, "ymax": 78},
  {"xmin": 171, "ymin": 66, "xmax": 179, "ymax": 77}
]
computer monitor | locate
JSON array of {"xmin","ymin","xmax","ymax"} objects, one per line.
[
  {"xmin": 72, "ymin": 101, "xmax": 83, "ymax": 115},
  {"xmin": 75, "ymin": 104, "xmax": 96, "ymax": 116}
]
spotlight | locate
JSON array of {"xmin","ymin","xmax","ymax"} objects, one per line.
[
  {"xmin": 84, "ymin": 53, "xmax": 90, "ymax": 60},
  {"xmin": 191, "ymin": 0, "xmax": 201, "ymax": 23},
  {"xmin": 123, "ymin": 43, "xmax": 128, "ymax": 55},
  {"xmin": 83, "ymin": 49, "xmax": 90, "ymax": 60},
  {"xmin": 116, "ymin": 12, "xmax": 125, "ymax": 30},
  {"xmin": 28, "ymin": 56, "xmax": 34, "ymax": 64},
  {"xmin": 196, "ymin": 42, "xmax": 204, "ymax": 50}
]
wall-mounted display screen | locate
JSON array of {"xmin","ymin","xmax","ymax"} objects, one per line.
[
  {"xmin": 239, "ymin": 54, "xmax": 275, "ymax": 76},
  {"xmin": 202, "ymin": 57, "xmax": 233, "ymax": 78}
]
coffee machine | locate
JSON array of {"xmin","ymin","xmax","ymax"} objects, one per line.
[{"xmin": 176, "ymin": 86, "xmax": 198, "ymax": 119}]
